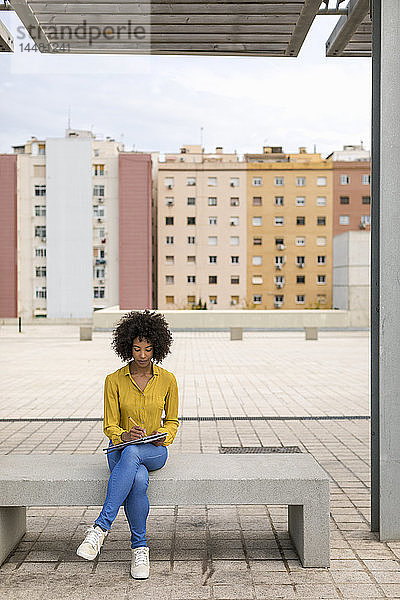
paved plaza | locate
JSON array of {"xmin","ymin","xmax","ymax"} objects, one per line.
[{"xmin": 1, "ymin": 325, "xmax": 397, "ymax": 599}]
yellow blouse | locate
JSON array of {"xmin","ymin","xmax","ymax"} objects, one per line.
[{"xmin": 103, "ymin": 362, "xmax": 179, "ymax": 446}]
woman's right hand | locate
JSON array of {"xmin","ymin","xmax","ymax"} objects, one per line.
[{"xmin": 121, "ymin": 426, "xmax": 146, "ymax": 442}]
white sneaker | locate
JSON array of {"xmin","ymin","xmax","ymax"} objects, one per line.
[
  {"xmin": 76, "ymin": 525, "xmax": 108, "ymax": 560},
  {"xmin": 131, "ymin": 546, "xmax": 150, "ymax": 579}
]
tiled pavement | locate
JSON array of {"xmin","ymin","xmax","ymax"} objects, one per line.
[{"xmin": 1, "ymin": 325, "xmax": 396, "ymax": 599}]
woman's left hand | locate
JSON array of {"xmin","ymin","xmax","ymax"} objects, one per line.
[{"xmin": 150, "ymin": 430, "xmax": 165, "ymax": 446}]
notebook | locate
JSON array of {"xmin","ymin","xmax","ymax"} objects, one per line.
[{"xmin": 103, "ymin": 432, "xmax": 167, "ymax": 453}]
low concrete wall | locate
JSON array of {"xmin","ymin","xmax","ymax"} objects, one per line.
[{"xmin": 93, "ymin": 306, "xmax": 363, "ymax": 330}]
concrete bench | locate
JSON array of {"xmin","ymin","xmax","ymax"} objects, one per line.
[{"xmin": 0, "ymin": 453, "xmax": 330, "ymax": 568}]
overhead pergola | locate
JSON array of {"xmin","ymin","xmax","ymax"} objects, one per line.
[
  {"xmin": 2, "ymin": 0, "xmax": 400, "ymax": 544},
  {"xmin": 5, "ymin": 0, "xmax": 324, "ymax": 56}
]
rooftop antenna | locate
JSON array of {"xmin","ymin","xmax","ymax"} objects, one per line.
[
  {"xmin": 314, "ymin": 143, "xmax": 317, "ymax": 153},
  {"xmin": 67, "ymin": 106, "xmax": 71, "ymax": 129}
]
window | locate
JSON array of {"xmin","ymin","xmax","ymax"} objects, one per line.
[
  {"xmin": 231, "ymin": 295, "xmax": 239, "ymax": 305},
  {"xmin": 187, "ymin": 295, "xmax": 196, "ymax": 305},
  {"xmin": 274, "ymin": 216, "xmax": 284, "ymax": 226},
  {"xmin": 94, "ymin": 149, "xmax": 99, "ymax": 157},
  {"xmin": 33, "ymin": 165, "xmax": 45, "ymax": 177},
  {"xmin": 317, "ymin": 275, "xmax": 326, "ymax": 284},
  {"xmin": 230, "ymin": 216, "xmax": 239, "ymax": 226},
  {"xmin": 209, "ymin": 276, "xmax": 217, "ymax": 284},
  {"xmin": 296, "ymin": 177, "xmax": 306, "ymax": 187},
  {"xmin": 187, "ymin": 197, "xmax": 196, "ymax": 205},
  {"xmin": 166, "ymin": 275, "xmax": 174, "ymax": 285},
  {"xmin": 187, "ymin": 216, "xmax": 196, "ymax": 225},
  {"xmin": 209, "ymin": 216, "xmax": 217, "ymax": 225},
  {"xmin": 362, "ymin": 174, "xmax": 371, "ymax": 185},
  {"xmin": 317, "ymin": 176, "xmax": 327, "ymax": 186},
  {"xmin": 209, "ymin": 256, "xmax": 217, "ymax": 263},
  {"xmin": 93, "ymin": 205, "xmax": 105, "ymax": 217},
  {"xmin": 274, "ymin": 295, "xmax": 284, "ymax": 304},
  {"xmin": 231, "ymin": 256, "xmax": 239, "ymax": 264},
  {"xmin": 208, "ymin": 177, "xmax": 217, "ymax": 186},
  {"xmin": 166, "ymin": 216, "xmax": 174, "ymax": 225},
  {"xmin": 34, "ymin": 185, "xmax": 46, "ymax": 196},
  {"xmin": 317, "ymin": 197, "xmax": 327, "ymax": 206},
  {"xmin": 208, "ymin": 236, "xmax": 217, "ymax": 246},
  {"xmin": 362, "ymin": 196, "xmax": 371, "ymax": 205},
  {"xmin": 209, "ymin": 295, "xmax": 217, "ymax": 304},
  {"xmin": 93, "ymin": 164, "xmax": 104, "ymax": 176},
  {"xmin": 35, "ymin": 225, "xmax": 46, "ymax": 238},
  {"xmin": 208, "ymin": 197, "xmax": 217, "ymax": 206},
  {"xmin": 275, "ymin": 238, "xmax": 284, "ymax": 246},
  {"xmin": 317, "ymin": 237, "xmax": 327, "ymax": 246},
  {"xmin": 317, "ymin": 216, "xmax": 326, "ymax": 226},
  {"xmin": 296, "ymin": 256, "xmax": 305, "ymax": 266},
  {"xmin": 296, "ymin": 295, "xmax": 305, "ymax": 304},
  {"xmin": 253, "ymin": 177, "xmax": 262, "ymax": 186},
  {"xmin": 230, "ymin": 177, "xmax": 239, "ymax": 187},
  {"xmin": 165, "ymin": 296, "xmax": 174, "ymax": 304},
  {"xmin": 253, "ymin": 216, "xmax": 262, "ymax": 226},
  {"xmin": 274, "ymin": 177, "xmax": 284, "ymax": 186},
  {"xmin": 253, "ymin": 295, "xmax": 262, "ymax": 304},
  {"xmin": 361, "ymin": 215, "xmax": 371, "ymax": 225},
  {"xmin": 93, "ymin": 185, "xmax": 105, "ymax": 196},
  {"xmin": 296, "ymin": 197, "xmax": 305, "ymax": 206},
  {"xmin": 340, "ymin": 175, "xmax": 350, "ymax": 185},
  {"xmin": 35, "ymin": 266, "xmax": 46, "ymax": 277},
  {"xmin": 230, "ymin": 197, "xmax": 240, "ymax": 206},
  {"xmin": 253, "ymin": 237, "xmax": 262, "ymax": 246},
  {"xmin": 35, "ymin": 248, "xmax": 46, "ymax": 257},
  {"xmin": 35, "ymin": 205, "xmax": 46, "ymax": 216},
  {"xmin": 164, "ymin": 177, "xmax": 174, "ymax": 188},
  {"xmin": 230, "ymin": 236, "xmax": 239, "ymax": 246},
  {"xmin": 253, "ymin": 196, "xmax": 262, "ymax": 206},
  {"xmin": 186, "ymin": 177, "xmax": 196, "ymax": 186},
  {"xmin": 187, "ymin": 275, "xmax": 196, "ymax": 283},
  {"xmin": 274, "ymin": 276, "xmax": 284, "ymax": 285},
  {"xmin": 275, "ymin": 196, "xmax": 284, "ymax": 206},
  {"xmin": 35, "ymin": 287, "xmax": 47, "ymax": 299},
  {"xmin": 275, "ymin": 256, "xmax": 284, "ymax": 266},
  {"xmin": 317, "ymin": 294, "xmax": 327, "ymax": 304},
  {"xmin": 231, "ymin": 275, "xmax": 240, "ymax": 285},
  {"xmin": 252, "ymin": 256, "xmax": 262, "ymax": 266},
  {"xmin": 296, "ymin": 237, "xmax": 305, "ymax": 246},
  {"xmin": 339, "ymin": 215, "xmax": 350, "ymax": 225},
  {"xmin": 340, "ymin": 196, "xmax": 350, "ymax": 204},
  {"xmin": 317, "ymin": 255, "xmax": 326, "ymax": 264},
  {"xmin": 166, "ymin": 256, "xmax": 174, "ymax": 265},
  {"xmin": 187, "ymin": 255, "xmax": 196, "ymax": 263},
  {"xmin": 252, "ymin": 275, "xmax": 263, "ymax": 285},
  {"xmin": 165, "ymin": 197, "xmax": 174, "ymax": 206},
  {"xmin": 95, "ymin": 267, "xmax": 105, "ymax": 279},
  {"xmin": 188, "ymin": 236, "xmax": 196, "ymax": 244},
  {"xmin": 296, "ymin": 275, "xmax": 305, "ymax": 284},
  {"xmin": 296, "ymin": 216, "xmax": 305, "ymax": 225},
  {"xmin": 93, "ymin": 286, "xmax": 105, "ymax": 299},
  {"xmin": 166, "ymin": 236, "xmax": 174, "ymax": 244}
]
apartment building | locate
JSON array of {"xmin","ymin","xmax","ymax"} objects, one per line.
[
  {"xmin": 327, "ymin": 145, "xmax": 371, "ymax": 236},
  {"xmin": 246, "ymin": 146, "xmax": 333, "ymax": 309},
  {"xmin": 157, "ymin": 145, "xmax": 247, "ymax": 309},
  {"xmin": 1, "ymin": 130, "xmax": 152, "ymax": 319}
]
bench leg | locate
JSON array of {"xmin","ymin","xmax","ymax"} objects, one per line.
[
  {"xmin": 288, "ymin": 504, "xmax": 330, "ymax": 568},
  {"xmin": 0, "ymin": 507, "xmax": 26, "ymax": 566}
]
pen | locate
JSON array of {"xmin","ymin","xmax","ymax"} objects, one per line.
[{"xmin": 128, "ymin": 416, "xmax": 138, "ymax": 428}]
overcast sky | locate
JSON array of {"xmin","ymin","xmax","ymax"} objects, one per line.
[{"xmin": 0, "ymin": 7, "xmax": 371, "ymax": 157}]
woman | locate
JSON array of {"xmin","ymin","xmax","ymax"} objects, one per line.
[{"xmin": 76, "ymin": 310, "xmax": 179, "ymax": 579}]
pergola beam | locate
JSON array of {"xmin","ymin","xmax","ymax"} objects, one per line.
[
  {"xmin": 0, "ymin": 18, "xmax": 13, "ymax": 51},
  {"xmin": 326, "ymin": 0, "xmax": 370, "ymax": 57}
]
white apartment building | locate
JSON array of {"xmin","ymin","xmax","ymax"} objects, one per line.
[
  {"xmin": 14, "ymin": 130, "xmax": 123, "ymax": 319},
  {"xmin": 157, "ymin": 145, "xmax": 247, "ymax": 310}
]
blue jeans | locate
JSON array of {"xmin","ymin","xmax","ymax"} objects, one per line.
[{"xmin": 94, "ymin": 440, "xmax": 168, "ymax": 548}]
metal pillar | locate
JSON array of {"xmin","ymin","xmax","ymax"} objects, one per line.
[{"xmin": 372, "ymin": 0, "xmax": 400, "ymax": 540}]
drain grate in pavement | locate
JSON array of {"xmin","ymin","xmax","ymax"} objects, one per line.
[{"xmin": 219, "ymin": 446, "xmax": 302, "ymax": 454}]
